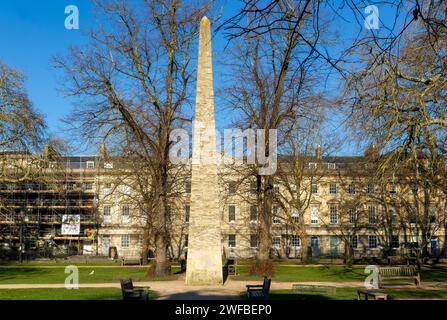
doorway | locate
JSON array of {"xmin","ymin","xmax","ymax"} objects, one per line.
[
  {"xmin": 330, "ymin": 236, "xmax": 339, "ymax": 257},
  {"xmin": 311, "ymin": 236, "xmax": 320, "ymax": 257},
  {"xmin": 101, "ymin": 235, "xmax": 110, "ymax": 256}
]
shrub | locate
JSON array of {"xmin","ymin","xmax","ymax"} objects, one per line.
[
  {"xmin": 248, "ymin": 259, "xmax": 275, "ymax": 277},
  {"xmin": 146, "ymin": 261, "xmax": 171, "ymax": 276}
]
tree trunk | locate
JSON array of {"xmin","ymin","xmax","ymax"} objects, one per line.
[
  {"xmin": 154, "ymin": 231, "xmax": 170, "ymax": 276},
  {"xmin": 141, "ymin": 229, "xmax": 150, "ymax": 265},
  {"xmin": 300, "ymin": 234, "xmax": 308, "ymax": 262},
  {"xmin": 258, "ymin": 175, "xmax": 273, "ymax": 261}
]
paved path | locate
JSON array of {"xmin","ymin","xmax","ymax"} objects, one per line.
[{"xmin": 1, "ymin": 279, "xmax": 447, "ymax": 300}]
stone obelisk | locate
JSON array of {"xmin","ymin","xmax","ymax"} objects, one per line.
[{"xmin": 185, "ymin": 16, "xmax": 223, "ymax": 285}]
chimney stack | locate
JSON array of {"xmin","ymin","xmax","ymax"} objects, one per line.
[
  {"xmin": 99, "ymin": 142, "xmax": 107, "ymax": 159},
  {"xmin": 316, "ymin": 144, "xmax": 321, "ymax": 160}
]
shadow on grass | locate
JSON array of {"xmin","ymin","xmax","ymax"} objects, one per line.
[
  {"xmin": 239, "ymin": 292, "xmax": 334, "ymax": 300},
  {"xmin": 420, "ymin": 265, "xmax": 447, "ymax": 282},
  {"xmin": 0, "ymin": 267, "xmax": 49, "ymax": 282}
]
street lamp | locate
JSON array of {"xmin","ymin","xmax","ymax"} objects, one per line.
[{"xmin": 18, "ymin": 209, "xmax": 25, "ymax": 263}]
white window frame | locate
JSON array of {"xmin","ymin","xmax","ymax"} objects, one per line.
[
  {"xmin": 250, "ymin": 235, "xmax": 258, "ymax": 248},
  {"xmin": 327, "ymin": 163, "xmax": 336, "ymax": 169},
  {"xmin": 352, "ymin": 235, "xmax": 358, "ymax": 249},
  {"xmin": 138, "ymin": 235, "xmax": 144, "ymax": 247},
  {"xmin": 348, "ymin": 208, "xmax": 357, "ymax": 224},
  {"xmin": 348, "ymin": 184, "xmax": 356, "ymax": 194},
  {"xmin": 185, "ymin": 205, "xmax": 190, "ymax": 223},
  {"xmin": 390, "ymin": 209, "xmax": 398, "ymax": 225},
  {"xmin": 310, "ymin": 207, "xmax": 318, "ymax": 224},
  {"xmin": 228, "ymin": 235, "xmax": 236, "ymax": 248},
  {"xmin": 308, "ymin": 162, "xmax": 317, "ymax": 169},
  {"xmin": 290, "ymin": 184, "xmax": 297, "ymax": 193},
  {"xmin": 121, "ymin": 235, "xmax": 129, "ymax": 248},
  {"xmin": 273, "ymin": 206, "xmax": 281, "ymax": 224},
  {"xmin": 184, "ymin": 235, "xmax": 188, "ymax": 248},
  {"xmin": 391, "ymin": 235, "xmax": 399, "ymax": 248},
  {"xmin": 329, "ymin": 183, "xmax": 337, "ymax": 194},
  {"xmin": 84, "ymin": 182, "xmax": 93, "ymax": 190},
  {"xmin": 329, "ymin": 206, "xmax": 338, "ymax": 224},
  {"xmin": 368, "ymin": 206, "xmax": 377, "ymax": 224},
  {"xmin": 228, "ymin": 182, "xmax": 237, "ymax": 195},
  {"xmin": 290, "ymin": 235, "xmax": 300, "ymax": 248},
  {"xmin": 86, "ymin": 161, "xmax": 95, "ymax": 169},
  {"xmin": 250, "ymin": 206, "xmax": 258, "ymax": 223},
  {"xmin": 273, "ymin": 236, "xmax": 281, "ymax": 248},
  {"xmin": 291, "ymin": 208, "xmax": 299, "ymax": 223},
  {"xmin": 368, "ymin": 235, "xmax": 378, "ymax": 249},
  {"xmin": 228, "ymin": 205, "xmax": 236, "ymax": 223},
  {"xmin": 311, "ymin": 183, "xmax": 318, "ymax": 194},
  {"xmin": 103, "ymin": 205, "xmax": 111, "ymax": 224},
  {"xmin": 122, "ymin": 205, "xmax": 130, "ymax": 224}
]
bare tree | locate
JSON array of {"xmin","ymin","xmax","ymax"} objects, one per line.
[
  {"xmin": 221, "ymin": 1, "xmax": 328, "ymax": 271},
  {"xmin": 344, "ymin": 2, "xmax": 447, "ymax": 261},
  {"xmin": 55, "ymin": 0, "xmax": 211, "ymax": 276},
  {"xmin": 0, "ymin": 61, "xmax": 45, "ymax": 153}
]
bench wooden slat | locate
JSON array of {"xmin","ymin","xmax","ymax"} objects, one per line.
[
  {"xmin": 378, "ymin": 266, "xmax": 420, "ymax": 288},
  {"xmin": 357, "ymin": 290, "xmax": 388, "ymax": 300},
  {"xmin": 292, "ymin": 284, "xmax": 336, "ymax": 295}
]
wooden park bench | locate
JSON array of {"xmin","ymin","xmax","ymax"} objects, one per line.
[
  {"xmin": 292, "ymin": 284, "xmax": 337, "ymax": 296},
  {"xmin": 121, "ymin": 257, "xmax": 143, "ymax": 266},
  {"xmin": 378, "ymin": 266, "xmax": 420, "ymax": 288},
  {"xmin": 120, "ymin": 278, "xmax": 150, "ymax": 300},
  {"xmin": 357, "ymin": 290, "xmax": 388, "ymax": 300},
  {"xmin": 246, "ymin": 277, "xmax": 271, "ymax": 300}
]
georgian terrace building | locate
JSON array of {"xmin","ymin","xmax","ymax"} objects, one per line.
[{"xmin": 0, "ymin": 145, "xmax": 445, "ymax": 261}]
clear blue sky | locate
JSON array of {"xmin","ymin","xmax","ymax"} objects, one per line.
[
  {"xmin": 0, "ymin": 1, "xmax": 94, "ymax": 138},
  {"xmin": 0, "ymin": 1, "xmax": 408, "ymax": 155}
]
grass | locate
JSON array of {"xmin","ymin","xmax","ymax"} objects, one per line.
[
  {"xmin": 0, "ymin": 261, "xmax": 445, "ymax": 286},
  {"xmin": 234, "ymin": 265, "xmax": 368, "ymax": 282},
  {"xmin": 241, "ymin": 288, "xmax": 447, "ymax": 300},
  {"xmin": 233, "ymin": 264, "xmax": 447, "ymax": 283},
  {"xmin": 0, "ymin": 265, "xmax": 180, "ymax": 284},
  {"xmin": 0, "ymin": 288, "xmax": 159, "ymax": 300}
]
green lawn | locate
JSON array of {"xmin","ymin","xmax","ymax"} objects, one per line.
[
  {"xmin": 0, "ymin": 266, "xmax": 180, "ymax": 284},
  {"xmin": 234, "ymin": 265, "xmax": 367, "ymax": 282},
  {"xmin": 233, "ymin": 264, "xmax": 447, "ymax": 283},
  {"xmin": 0, "ymin": 260, "xmax": 125, "ymax": 266},
  {"xmin": 0, "ymin": 288, "xmax": 158, "ymax": 300},
  {"xmin": 242, "ymin": 288, "xmax": 447, "ymax": 300},
  {"xmin": 0, "ymin": 262, "xmax": 445, "ymax": 285}
]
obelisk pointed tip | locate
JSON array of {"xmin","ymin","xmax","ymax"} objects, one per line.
[{"xmin": 201, "ymin": 16, "xmax": 210, "ymax": 27}]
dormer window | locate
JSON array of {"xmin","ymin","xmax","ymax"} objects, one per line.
[
  {"xmin": 86, "ymin": 161, "xmax": 95, "ymax": 169},
  {"xmin": 327, "ymin": 163, "xmax": 336, "ymax": 169},
  {"xmin": 104, "ymin": 162, "xmax": 113, "ymax": 169}
]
